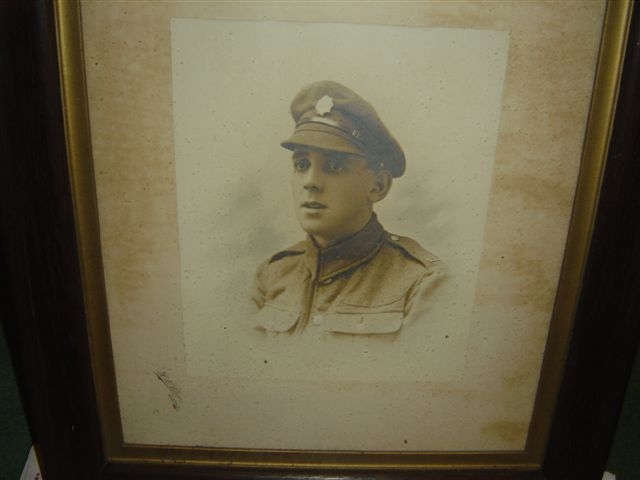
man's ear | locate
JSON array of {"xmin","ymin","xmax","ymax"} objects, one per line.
[{"xmin": 369, "ymin": 170, "xmax": 393, "ymax": 203}]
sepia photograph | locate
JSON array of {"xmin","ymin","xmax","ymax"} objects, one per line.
[
  {"xmin": 169, "ymin": 17, "xmax": 507, "ymax": 391},
  {"xmin": 75, "ymin": 0, "xmax": 610, "ymax": 459}
]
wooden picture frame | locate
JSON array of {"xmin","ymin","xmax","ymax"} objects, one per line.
[{"xmin": 2, "ymin": 0, "xmax": 640, "ymax": 479}]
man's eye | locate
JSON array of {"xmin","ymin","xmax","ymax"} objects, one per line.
[
  {"xmin": 293, "ymin": 158, "xmax": 310, "ymax": 171},
  {"xmin": 326, "ymin": 158, "xmax": 346, "ymax": 173}
]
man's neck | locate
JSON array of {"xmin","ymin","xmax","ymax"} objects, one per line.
[{"xmin": 311, "ymin": 213, "xmax": 376, "ymax": 249}]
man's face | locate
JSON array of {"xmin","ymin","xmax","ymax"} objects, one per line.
[{"xmin": 291, "ymin": 147, "xmax": 378, "ymax": 248}]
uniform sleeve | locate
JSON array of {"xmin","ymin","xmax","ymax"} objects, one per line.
[{"xmin": 403, "ymin": 260, "xmax": 448, "ymax": 325}]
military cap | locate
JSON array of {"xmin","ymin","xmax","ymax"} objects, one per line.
[{"xmin": 281, "ymin": 80, "xmax": 405, "ymax": 177}]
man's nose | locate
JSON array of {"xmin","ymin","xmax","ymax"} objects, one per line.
[{"xmin": 303, "ymin": 164, "xmax": 324, "ymax": 192}]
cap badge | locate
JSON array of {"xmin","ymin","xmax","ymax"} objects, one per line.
[{"xmin": 314, "ymin": 95, "xmax": 334, "ymax": 116}]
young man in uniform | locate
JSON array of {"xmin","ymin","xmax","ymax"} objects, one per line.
[{"xmin": 252, "ymin": 80, "xmax": 446, "ymax": 335}]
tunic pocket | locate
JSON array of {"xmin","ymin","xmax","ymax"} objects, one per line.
[
  {"xmin": 255, "ymin": 302, "xmax": 300, "ymax": 333},
  {"xmin": 322, "ymin": 311, "xmax": 403, "ymax": 335}
]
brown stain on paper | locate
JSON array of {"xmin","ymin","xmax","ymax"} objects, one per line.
[
  {"xmin": 83, "ymin": 2, "xmax": 180, "ymax": 323},
  {"xmin": 474, "ymin": 241, "xmax": 558, "ymax": 315},
  {"xmin": 494, "ymin": 173, "xmax": 574, "ymax": 211},
  {"xmin": 502, "ymin": 370, "xmax": 533, "ymax": 390},
  {"xmin": 481, "ymin": 421, "xmax": 528, "ymax": 446}
]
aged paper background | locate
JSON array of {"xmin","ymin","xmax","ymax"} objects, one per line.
[{"xmin": 81, "ymin": 1, "xmax": 605, "ymax": 451}]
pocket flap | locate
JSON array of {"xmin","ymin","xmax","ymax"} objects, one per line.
[
  {"xmin": 255, "ymin": 304, "xmax": 300, "ymax": 333},
  {"xmin": 322, "ymin": 312, "xmax": 403, "ymax": 335}
]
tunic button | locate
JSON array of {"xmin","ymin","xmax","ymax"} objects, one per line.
[{"xmin": 312, "ymin": 314, "xmax": 323, "ymax": 325}]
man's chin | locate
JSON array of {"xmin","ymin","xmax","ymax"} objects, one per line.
[
  {"xmin": 298, "ymin": 223, "xmax": 337, "ymax": 243},
  {"xmin": 297, "ymin": 217, "xmax": 329, "ymax": 234},
  {"xmin": 299, "ymin": 225, "xmax": 330, "ymax": 238}
]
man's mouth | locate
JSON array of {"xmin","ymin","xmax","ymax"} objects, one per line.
[{"xmin": 301, "ymin": 201, "xmax": 327, "ymax": 209}]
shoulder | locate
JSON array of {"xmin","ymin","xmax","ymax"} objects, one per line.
[
  {"xmin": 266, "ymin": 240, "xmax": 307, "ymax": 264},
  {"xmin": 254, "ymin": 240, "xmax": 308, "ymax": 281},
  {"xmin": 383, "ymin": 232, "xmax": 445, "ymax": 273}
]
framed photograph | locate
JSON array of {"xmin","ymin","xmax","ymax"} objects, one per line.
[{"xmin": 3, "ymin": 0, "xmax": 640, "ymax": 478}]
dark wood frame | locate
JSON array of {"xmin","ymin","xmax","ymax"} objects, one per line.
[{"xmin": 1, "ymin": 1, "xmax": 639, "ymax": 479}]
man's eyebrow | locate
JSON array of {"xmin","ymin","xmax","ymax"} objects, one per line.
[
  {"xmin": 291, "ymin": 150, "xmax": 309, "ymax": 159},
  {"xmin": 326, "ymin": 151, "xmax": 348, "ymax": 161}
]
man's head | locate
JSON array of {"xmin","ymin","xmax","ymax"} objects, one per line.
[
  {"xmin": 281, "ymin": 81, "xmax": 404, "ymax": 247},
  {"xmin": 281, "ymin": 80, "xmax": 405, "ymax": 177}
]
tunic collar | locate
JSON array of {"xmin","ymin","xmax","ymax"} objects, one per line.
[{"xmin": 306, "ymin": 214, "xmax": 385, "ymax": 283}]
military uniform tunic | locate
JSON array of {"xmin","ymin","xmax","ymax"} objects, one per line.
[{"xmin": 251, "ymin": 215, "xmax": 446, "ymax": 335}]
